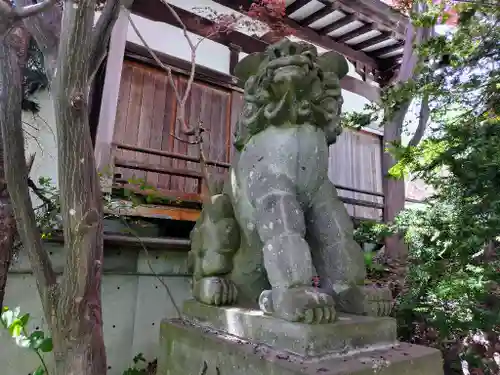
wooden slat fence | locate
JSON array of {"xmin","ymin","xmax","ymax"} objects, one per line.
[{"xmin": 112, "ymin": 59, "xmax": 384, "ymax": 221}]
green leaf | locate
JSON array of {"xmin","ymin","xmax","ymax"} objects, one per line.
[
  {"xmin": 29, "ymin": 330, "xmax": 46, "ymax": 350},
  {"xmin": 33, "ymin": 366, "xmax": 46, "ymax": 375},
  {"xmin": 19, "ymin": 313, "xmax": 30, "ymax": 327},
  {"xmin": 39, "ymin": 337, "xmax": 53, "ymax": 353},
  {"xmin": 9, "ymin": 320, "xmax": 22, "ymax": 337}
]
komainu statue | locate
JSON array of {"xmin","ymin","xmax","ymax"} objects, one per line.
[{"xmin": 188, "ymin": 39, "xmax": 392, "ymax": 324}]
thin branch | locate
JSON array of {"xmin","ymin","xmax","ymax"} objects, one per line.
[
  {"xmin": 119, "ymin": 218, "xmax": 182, "ymax": 318},
  {"xmin": 127, "ymin": 14, "xmax": 182, "ymax": 106},
  {"xmin": 0, "ymin": 41, "xmax": 57, "ymax": 313},
  {"xmin": 14, "ymin": 0, "xmax": 58, "ymax": 19},
  {"xmin": 17, "ymin": 0, "xmax": 62, "ymax": 80},
  {"xmin": 26, "ymin": 153, "xmax": 36, "ymax": 173},
  {"xmin": 408, "ymin": 93, "xmax": 430, "ymax": 147},
  {"xmin": 127, "ymin": 7, "xmax": 219, "ymax": 197}
]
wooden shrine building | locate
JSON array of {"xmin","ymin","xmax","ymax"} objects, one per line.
[{"xmin": 92, "ymin": 0, "xmax": 410, "ymax": 225}]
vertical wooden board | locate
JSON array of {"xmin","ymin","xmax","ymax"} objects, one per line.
[
  {"xmin": 113, "ymin": 63, "xmax": 133, "ymax": 180},
  {"xmin": 101, "ymin": 275, "xmax": 139, "ymax": 375},
  {"xmin": 207, "ymin": 88, "xmax": 226, "ymax": 183},
  {"xmin": 351, "ymin": 131, "xmax": 383, "ymax": 220},
  {"xmin": 184, "ymin": 83, "xmax": 204, "ymax": 194},
  {"xmin": 122, "ymin": 66, "xmax": 145, "ymax": 182},
  {"xmin": 229, "ymin": 92, "xmax": 244, "ymax": 162},
  {"xmin": 146, "ymin": 72, "xmax": 168, "ymax": 187},
  {"xmin": 329, "ymin": 129, "xmax": 355, "ymax": 216},
  {"xmin": 158, "ymin": 75, "xmax": 178, "ymax": 190},
  {"xmin": 169, "ymin": 77, "xmax": 189, "ymax": 193},
  {"xmin": 135, "ymin": 71, "xmax": 155, "ymax": 182}
]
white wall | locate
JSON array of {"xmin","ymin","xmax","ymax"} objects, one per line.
[
  {"xmin": 22, "ymin": 90, "xmax": 59, "ymax": 206},
  {"xmin": 1, "ymin": 244, "xmax": 191, "ymax": 375}
]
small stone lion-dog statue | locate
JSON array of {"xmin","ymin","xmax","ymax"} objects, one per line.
[{"xmin": 188, "ymin": 39, "xmax": 392, "ymax": 324}]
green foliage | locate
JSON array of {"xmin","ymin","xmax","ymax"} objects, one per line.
[
  {"xmin": 122, "ymin": 353, "xmax": 157, "ymax": 375},
  {"xmin": 22, "ymin": 38, "xmax": 48, "ymax": 113},
  {"xmin": 353, "ymin": 220, "xmax": 395, "ymax": 245},
  {"xmin": 1, "ymin": 306, "xmax": 52, "ymax": 375},
  {"xmin": 361, "ymin": 2, "xmax": 500, "ymax": 373}
]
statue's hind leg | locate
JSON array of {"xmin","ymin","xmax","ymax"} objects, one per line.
[
  {"xmin": 306, "ymin": 179, "xmax": 392, "ymax": 316},
  {"xmin": 248, "ymin": 173, "xmax": 336, "ymax": 323}
]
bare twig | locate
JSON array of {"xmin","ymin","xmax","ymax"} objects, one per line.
[
  {"xmin": 408, "ymin": 93, "xmax": 430, "ymax": 147},
  {"xmin": 119, "ymin": 218, "xmax": 182, "ymax": 318},
  {"xmin": 127, "ymin": 11, "xmax": 217, "ymax": 197},
  {"xmin": 14, "ymin": 0, "xmax": 58, "ymax": 19},
  {"xmin": 127, "ymin": 14, "xmax": 183, "ymax": 105}
]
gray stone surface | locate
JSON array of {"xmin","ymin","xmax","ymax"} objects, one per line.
[
  {"xmin": 183, "ymin": 299, "xmax": 397, "ymax": 357},
  {"xmin": 158, "ymin": 319, "xmax": 444, "ymax": 375},
  {"xmin": 188, "ymin": 38, "xmax": 392, "ymax": 322}
]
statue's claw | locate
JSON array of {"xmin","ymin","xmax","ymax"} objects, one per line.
[
  {"xmin": 362, "ymin": 285, "xmax": 393, "ymax": 317},
  {"xmin": 193, "ymin": 277, "xmax": 238, "ymax": 306},
  {"xmin": 332, "ymin": 284, "xmax": 393, "ymax": 317},
  {"xmin": 260, "ymin": 287, "xmax": 337, "ymax": 324}
]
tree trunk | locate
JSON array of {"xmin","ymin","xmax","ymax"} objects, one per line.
[
  {"xmin": 382, "ymin": 102, "xmax": 410, "ymax": 260},
  {"xmin": 0, "ymin": 32, "xmax": 25, "ymax": 310},
  {"xmin": 0, "ymin": 188, "xmax": 14, "ymax": 308},
  {"xmin": 49, "ymin": 0, "xmax": 106, "ymax": 373}
]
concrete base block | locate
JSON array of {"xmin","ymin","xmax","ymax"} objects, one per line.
[
  {"xmin": 158, "ymin": 319, "xmax": 444, "ymax": 375},
  {"xmin": 183, "ymin": 299, "xmax": 397, "ymax": 356}
]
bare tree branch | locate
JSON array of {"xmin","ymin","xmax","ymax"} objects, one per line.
[
  {"xmin": 89, "ymin": 0, "xmax": 134, "ymax": 82},
  {"xmin": 17, "ymin": 0, "xmax": 62, "ymax": 80},
  {"xmin": 127, "ymin": 12, "xmax": 216, "ymax": 197},
  {"xmin": 127, "ymin": 14, "xmax": 183, "ymax": 108},
  {"xmin": 0, "ymin": 39, "xmax": 57, "ymax": 315},
  {"xmin": 408, "ymin": 93, "xmax": 430, "ymax": 147},
  {"xmin": 14, "ymin": 0, "xmax": 58, "ymax": 19}
]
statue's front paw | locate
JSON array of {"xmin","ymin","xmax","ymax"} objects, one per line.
[
  {"xmin": 262, "ymin": 287, "xmax": 336, "ymax": 324},
  {"xmin": 193, "ymin": 277, "xmax": 238, "ymax": 306},
  {"xmin": 362, "ymin": 285, "xmax": 393, "ymax": 317}
]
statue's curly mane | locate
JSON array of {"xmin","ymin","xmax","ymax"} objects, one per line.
[{"xmin": 233, "ymin": 39, "xmax": 349, "ymax": 150}]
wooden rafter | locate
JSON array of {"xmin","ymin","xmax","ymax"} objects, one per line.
[
  {"xmin": 335, "ymin": 23, "xmax": 374, "ymax": 43},
  {"xmin": 211, "ymin": 0, "xmax": 379, "ymax": 69},
  {"xmin": 318, "ymin": 13, "xmax": 357, "ymax": 35},
  {"xmin": 372, "ymin": 41, "xmax": 404, "ymax": 57},
  {"xmin": 332, "ymin": 0, "xmax": 407, "ymax": 37},
  {"xmin": 286, "ymin": 0, "xmax": 312, "ymax": 16},
  {"xmin": 130, "ymin": 0, "xmax": 267, "ymax": 53},
  {"xmin": 299, "ymin": 4, "xmax": 337, "ymax": 26},
  {"xmin": 350, "ymin": 32, "xmax": 392, "ymax": 50}
]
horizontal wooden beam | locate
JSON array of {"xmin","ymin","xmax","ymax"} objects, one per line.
[
  {"xmin": 115, "ymin": 158, "xmax": 203, "ymax": 180},
  {"xmin": 130, "ymin": 0, "xmax": 267, "ymax": 54},
  {"xmin": 114, "ymin": 141, "xmax": 231, "ymax": 169},
  {"xmin": 341, "ymin": 75, "xmax": 380, "ymax": 103},
  {"xmin": 125, "ymin": 42, "xmax": 240, "ymax": 90},
  {"xmin": 333, "ymin": 0, "xmax": 407, "ymax": 37},
  {"xmin": 211, "ymin": 0, "xmax": 379, "ymax": 70}
]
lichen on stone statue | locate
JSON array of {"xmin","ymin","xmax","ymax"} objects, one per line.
[{"xmin": 188, "ymin": 39, "xmax": 392, "ymax": 324}]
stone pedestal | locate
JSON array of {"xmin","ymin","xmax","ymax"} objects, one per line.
[{"xmin": 157, "ymin": 300, "xmax": 444, "ymax": 375}]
